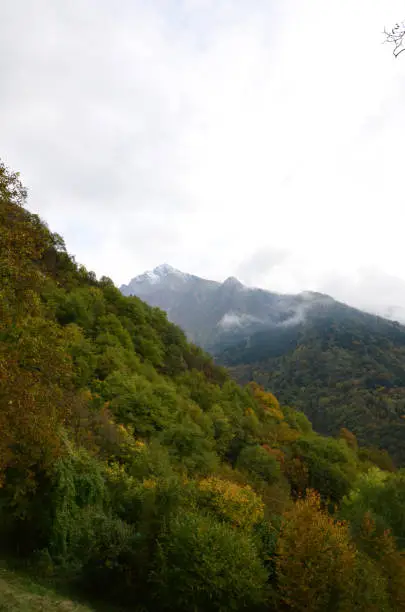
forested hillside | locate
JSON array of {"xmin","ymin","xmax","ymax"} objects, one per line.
[
  {"xmin": 1, "ymin": 161, "xmax": 405, "ymax": 611},
  {"xmin": 123, "ymin": 265, "xmax": 405, "ymax": 466},
  {"xmin": 219, "ymin": 305, "xmax": 405, "ymax": 465}
]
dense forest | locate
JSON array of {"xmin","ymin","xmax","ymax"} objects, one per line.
[
  {"xmin": 121, "ymin": 261, "xmax": 405, "ymax": 467},
  {"xmin": 1, "ymin": 160, "xmax": 405, "ymax": 610},
  {"xmin": 217, "ymin": 305, "xmax": 405, "ymax": 466}
]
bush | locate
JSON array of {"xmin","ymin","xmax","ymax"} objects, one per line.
[
  {"xmin": 153, "ymin": 511, "xmax": 268, "ymax": 611},
  {"xmin": 291, "ymin": 436, "xmax": 357, "ymax": 504},
  {"xmin": 197, "ymin": 476, "xmax": 264, "ymax": 530},
  {"xmin": 236, "ymin": 444, "xmax": 280, "ymax": 484}
]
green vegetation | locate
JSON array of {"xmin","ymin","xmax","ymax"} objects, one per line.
[
  {"xmin": 0, "ymin": 562, "xmax": 96, "ymax": 611},
  {"xmin": 1, "ymin": 160, "xmax": 405, "ymax": 610},
  {"xmin": 219, "ymin": 309, "xmax": 405, "ymax": 465}
]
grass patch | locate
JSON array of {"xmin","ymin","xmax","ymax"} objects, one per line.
[{"xmin": 0, "ymin": 562, "xmax": 96, "ymax": 611}]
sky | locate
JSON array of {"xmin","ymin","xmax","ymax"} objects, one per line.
[{"xmin": 2, "ymin": 0, "xmax": 405, "ymax": 320}]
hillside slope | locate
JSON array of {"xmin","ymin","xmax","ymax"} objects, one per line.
[
  {"xmin": 218, "ymin": 304, "xmax": 405, "ymax": 465},
  {"xmin": 123, "ymin": 266, "xmax": 405, "ymax": 465},
  {"xmin": 2, "ymin": 161, "xmax": 405, "ymax": 611}
]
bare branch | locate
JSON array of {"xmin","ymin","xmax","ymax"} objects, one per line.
[{"xmin": 383, "ymin": 20, "xmax": 405, "ymax": 57}]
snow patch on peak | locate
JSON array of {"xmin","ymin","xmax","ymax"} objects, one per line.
[
  {"xmin": 153, "ymin": 263, "xmax": 177, "ymax": 275},
  {"xmin": 142, "ymin": 270, "xmax": 161, "ymax": 284},
  {"xmin": 133, "ymin": 264, "xmax": 190, "ymax": 285},
  {"xmin": 132, "ymin": 269, "xmax": 161, "ymax": 285},
  {"xmin": 153, "ymin": 263, "xmax": 189, "ymax": 279}
]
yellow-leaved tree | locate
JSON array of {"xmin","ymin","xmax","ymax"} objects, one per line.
[
  {"xmin": 276, "ymin": 490, "xmax": 355, "ymax": 611},
  {"xmin": 198, "ymin": 476, "xmax": 264, "ymax": 530}
]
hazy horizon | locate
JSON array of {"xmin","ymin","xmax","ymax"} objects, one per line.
[{"xmin": 2, "ymin": 1, "xmax": 405, "ymax": 321}]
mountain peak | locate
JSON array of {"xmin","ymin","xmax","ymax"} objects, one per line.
[
  {"xmin": 222, "ymin": 276, "xmax": 243, "ymax": 289},
  {"xmin": 153, "ymin": 263, "xmax": 179, "ymax": 276},
  {"xmin": 127, "ymin": 264, "xmax": 190, "ymax": 287}
]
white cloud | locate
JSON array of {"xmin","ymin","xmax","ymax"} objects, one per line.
[
  {"xmin": 218, "ymin": 312, "xmax": 262, "ymax": 330},
  {"xmin": 2, "ymin": 0, "xmax": 405, "ymax": 319}
]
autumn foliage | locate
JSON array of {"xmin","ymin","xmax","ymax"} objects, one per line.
[
  {"xmin": 276, "ymin": 490, "xmax": 355, "ymax": 610},
  {"xmin": 1, "ymin": 160, "xmax": 405, "ymax": 610}
]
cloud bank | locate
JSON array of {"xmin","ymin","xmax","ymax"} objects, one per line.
[{"xmin": 2, "ymin": 0, "xmax": 405, "ymax": 319}]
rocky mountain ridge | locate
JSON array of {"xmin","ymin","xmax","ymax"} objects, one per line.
[{"xmin": 120, "ymin": 264, "xmax": 336, "ymax": 349}]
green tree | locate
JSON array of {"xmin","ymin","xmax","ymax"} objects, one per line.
[
  {"xmin": 236, "ymin": 444, "xmax": 281, "ymax": 484},
  {"xmin": 153, "ymin": 511, "xmax": 268, "ymax": 611}
]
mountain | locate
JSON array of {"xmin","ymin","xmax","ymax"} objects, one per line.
[
  {"xmin": 122, "ymin": 265, "xmax": 405, "ymax": 464},
  {"xmin": 3, "ymin": 161, "xmax": 405, "ymax": 609},
  {"xmin": 120, "ymin": 264, "xmax": 335, "ymax": 349}
]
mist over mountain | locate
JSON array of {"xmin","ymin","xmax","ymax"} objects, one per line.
[
  {"xmin": 120, "ymin": 264, "xmax": 336, "ymax": 349},
  {"xmin": 122, "ymin": 265, "xmax": 405, "ymax": 464}
]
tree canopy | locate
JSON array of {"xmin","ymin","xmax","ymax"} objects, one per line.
[{"xmin": 1, "ymin": 160, "xmax": 405, "ymax": 610}]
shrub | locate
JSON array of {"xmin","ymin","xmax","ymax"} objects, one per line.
[
  {"xmin": 153, "ymin": 511, "xmax": 268, "ymax": 611},
  {"xmin": 236, "ymin": 444, "xmax": 280, "ymax": 484}
]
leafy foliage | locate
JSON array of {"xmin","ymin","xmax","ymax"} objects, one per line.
[
  {"xmin": 220, "ymin": 308, "xmax": 405, "ymax": 465},
  {"xmin": 1, "ymin": 160, "xmax": 405, "ymax": 610},
  {"xmin": 276, "ymin": 490, "xmax": 356, "ymax": 611}
]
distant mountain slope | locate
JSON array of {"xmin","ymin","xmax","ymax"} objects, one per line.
[
  {"xmin": 122, "ymin": 266, "xmax": 405, "ymax": 464},
  {"xmin": 220, "ymin": 304, "xmax": 405, "ymax": 464},
  {"xmin": 120, "ymin": 264, "xmax": 335, "ymax": 349}
]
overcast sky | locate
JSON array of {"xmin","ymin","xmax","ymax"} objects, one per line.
[{"xmin": 2, "ymin": 1, "xmax": 405, "ymax": 319}]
